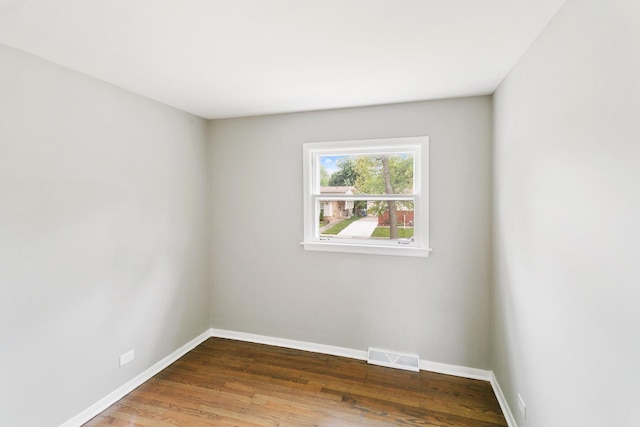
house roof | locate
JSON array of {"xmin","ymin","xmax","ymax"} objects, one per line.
[{"xmin": 320, "ymin": 186, "xmax": 355, "ymax": 195}]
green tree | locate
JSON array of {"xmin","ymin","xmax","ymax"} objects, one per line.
[
  {"xmin": 353, "ymin": 154, "xmax": 413, "ymax": 194},
  {"xmin": 325, "ymin": 158, "xmax": 366, "ymax": 215},
  {"xmin": 320, "ymin": 165, "xmax": 330, "ymax": 186},
  {"xmin": 381, "ymin": 155, "xmax": 399, "ymax": 239},
  {"xmin": 353, "ymin": 154, "xmax": 413, "ymax": 239},
  {"xmin": 328, "ymin": 158, "xmax": 358, "ymax": 186}
]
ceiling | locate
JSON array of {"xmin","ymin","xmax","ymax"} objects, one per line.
[{"xmin": 0, "ymin": 0, "xmax": 567, "ymax": 119}]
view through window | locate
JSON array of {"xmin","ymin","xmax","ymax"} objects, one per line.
[
  {"xmin": 302, "ymin": 137, "xmax": 430, "ymax": 257},
  {"xmin": 318, "ymin": 153, "xmax": 415, "ymax": 241}
]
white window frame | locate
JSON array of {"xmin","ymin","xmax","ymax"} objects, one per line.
[{"xmin": 302, "ymin": 136, "xmax": 431, "ymax": 257}]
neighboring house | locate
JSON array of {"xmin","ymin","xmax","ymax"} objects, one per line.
[
  {"xmin": 377, "ymin": 210, "xmax": 414, "ymax": 226},
  {"xmin": 320, "ymin": 186, "xmax": 355, "ymax": 222},
  {"xmin": 364, "ymin": 200, "xmax": 414, "ymax": 226}
]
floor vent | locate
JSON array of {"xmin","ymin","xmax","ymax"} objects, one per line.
[{"xmin": 367, "ymin": 348, "xmax": 420, "ymax": 372}]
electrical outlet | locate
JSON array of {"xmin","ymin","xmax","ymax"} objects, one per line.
[
  {"xmin": 517, "ymin": 393, "xmax": 526, "ymax": 419},
  {"xmin": 119, "ymin": 350, "xmax": 135, "ymax": 367}
]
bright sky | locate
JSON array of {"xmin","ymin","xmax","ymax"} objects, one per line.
[{"xmin": 319, "ymin": 155, "xmax": 349, "ymax": 174}]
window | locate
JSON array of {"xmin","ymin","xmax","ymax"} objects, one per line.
[{"xmin": 302, "ymin": 136, "xmax": 430, "ymax": 257}]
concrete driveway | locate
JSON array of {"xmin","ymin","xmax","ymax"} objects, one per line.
[{"xmin": 337, "ymin": 216, "xmax": 378, "ymax": 238}]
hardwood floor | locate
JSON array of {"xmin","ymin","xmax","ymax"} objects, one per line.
[{"xmin": 85, "ymin": 338, "xmax": 507, "ymax": 426}]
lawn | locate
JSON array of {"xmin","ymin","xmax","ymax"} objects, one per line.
[
  {"xmin": 322, "ymin": 216, "xmax": 363, "ymax": 235},
  {"xmin": 371, "ymin": 226, "xmax": 414, "ymax": 238}
]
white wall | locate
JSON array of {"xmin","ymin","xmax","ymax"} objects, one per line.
[
  {"xmin": 0, "ymin": 44, "xmax": 210, "ymax": 427},
  {"xmin": 493, "ymin": 0, "xmax": 640, "ymax": 425},
  {"xmin": 208, "ymin": 97, "xmax": 493, "ymax": 369}
]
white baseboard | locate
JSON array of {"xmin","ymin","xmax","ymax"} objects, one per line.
[
  {"xmin": 418, "ymin": 358, "xmax": 492, "ymax": 381},
  {"xmin": 62, "ymin": 328, "xmax": 518, "ymax": 427},
  {"xmin": 59, "ymin": 329, "xmax": 211, "ymax": 427},
  {"xmin": 489, "ymin": 371, "xmax": 518, "ymax": 427},
  {"xmin": 209, "ymin": 328, "xmax": 368, "ymax": 361}
]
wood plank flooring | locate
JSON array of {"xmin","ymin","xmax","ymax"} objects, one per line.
[{"xmin": 84, "ymin": 338, "xmax": 507, "ymax": 426}]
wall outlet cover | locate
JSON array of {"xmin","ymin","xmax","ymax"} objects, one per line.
[
  {"xmin": 517, "ymin": 393, "xmax": 526, "ymax": 419},
  {"xmin": 119, "ymin": 350, "xmax": 135, "ymax": 367}
]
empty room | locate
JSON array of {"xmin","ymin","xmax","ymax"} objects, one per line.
[{"xmin": 1, "ymin": 0, "xmax": 638, "ymax": 426}]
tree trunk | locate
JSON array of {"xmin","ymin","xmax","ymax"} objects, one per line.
[{"xmin": 381, "ymin": 155, "xmax": 398, "ymax": 239}]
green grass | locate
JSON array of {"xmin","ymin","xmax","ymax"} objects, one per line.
[
  {"xmin": 322, "ymin": 216, "xmax": 363, "ymax": 235},
  {"xmin": 371, "ymin": 226, "xmax": 414, "ymax": 238}
]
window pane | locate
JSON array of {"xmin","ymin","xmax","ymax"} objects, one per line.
[
  {"xmin": 318, "ymin": 152, "xmax": 414, "ymax": 195},
  {"xmin": 319, "ymin": 199, "xmax": 415, "ymax": 241}
]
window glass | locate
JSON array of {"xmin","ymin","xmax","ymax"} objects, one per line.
[
  {"xmin": 303, "ymin": 137, "xmax": 430, "ymax": 257},
  {"xmin": 318, "ymin": 153, "xmax": 414, "ymax": 195}
]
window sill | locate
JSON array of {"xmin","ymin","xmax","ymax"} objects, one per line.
[{"xmin": 301, "ymin": 241, "xmax": 432, "ymax": 257}]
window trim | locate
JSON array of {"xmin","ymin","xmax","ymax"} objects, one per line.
[{"xmin": 302, "ymin": 136, "xmax": 431, "ymax": 257}]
